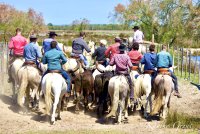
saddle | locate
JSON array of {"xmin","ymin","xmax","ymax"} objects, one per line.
[
  {"xmin": 158, "ymin": 68, "xmax": 171, "ymax": 76},
  {"xmin": 131, "ymin": 66, "xmax": 139, "ymax": 71},
  {"xmin": 97, "ymin": 61, "xmax": 104, "ymax": 64},
  {"xmin": 70, "ymin": 55, "xmax": 80, "ymax": 59},
  {"xmin": 144, "ymin": 70, "xmax": 154, "ymax": 75},
  {"xmin": 24, "ymin": 61, "xmax": 36, "ymax": 66},
  {"xmin": 48, "ymin": 70, "xmax": 61, "ymax": 73}
]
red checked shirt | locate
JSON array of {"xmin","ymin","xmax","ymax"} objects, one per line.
[
  {"xmin": 128, "ymin": 50, "xmax": 143, "ymax": 64},
  {"xmin": 109, "ymin": 53, "xmax": 133, "ymax": 74},
  {"xmin": 105, "ymin": 42, "xmax": 120, "ymax": 60},
  {"xmin": 9, "ymin": 34, "xmax": 28, "ymax": 56}
]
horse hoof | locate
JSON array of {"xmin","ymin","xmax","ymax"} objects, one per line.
[
  {"xmin": 50, "ymin": 121, "xmax": 55, "ymax": 125},
  {"xmin": 56, "ymin": 117, "xmax": 61, "ymax": 120},
  {"xmin": 75, "ymin": 110, "xmax": 79, "ymax": 114}
]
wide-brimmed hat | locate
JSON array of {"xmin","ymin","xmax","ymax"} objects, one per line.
[
  {"xmin": 100, "ymin": 39, "xmax": 107, "ymax": 46},
  {"xmin": 30, "ymin": 34, "xmax": 37, "ymax": 39},
  {"xmin": 132, "ymin": 26, "xmax": 139, "ymax": 30},
  {"xmin": 49, "ymin": 31, "xmax": 57, "ymax": 36},
  {"xmin": 119, "ymin": 43, "xmax": 126, "ymax": 51}
]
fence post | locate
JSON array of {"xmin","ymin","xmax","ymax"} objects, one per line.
[
  {"xmin": 181, "ymin": 47, "xmax": 184, "ymax": 77},
  {"xmin": 199, "ymin": 61, "xmax": 200, "ymax": 84},
  {"xmin": 193, "ymin": 50, "xmax": 198, "ymax": 83},
  {"xmin": 185, "ymin": 49, "xmax": 188, "ymax": 79},
  {"xmin": 177, "ymin": 47, "xmax": 180, "ymax": 76},
  {"xmin": 188, "ymin": 50, "xmax": 191, "ymax": 81}
]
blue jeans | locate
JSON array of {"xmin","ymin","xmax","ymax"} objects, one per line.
[
  {"xmin": 42, "ymin": 69, "xmax": 71, "ymax": 92},
  {"xmin": 71, "ymin": 53, "xmax": 89, "ymax": 67}
]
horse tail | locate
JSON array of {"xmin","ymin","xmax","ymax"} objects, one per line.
[
  {"xmin": 45, "ymin": 76, "xmax": 53, "ymax": 115},
  {"xmin": 17, "ymin": 67, "xmax": 28, "ymax": 107},
  {"xmin": 150, "ymin": 76, "xmax": 165, "ymax": 115}
]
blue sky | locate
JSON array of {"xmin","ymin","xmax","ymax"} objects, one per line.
[{"xmin": 0, "ymin": 0, "xmax": 129, "ymax": 25}]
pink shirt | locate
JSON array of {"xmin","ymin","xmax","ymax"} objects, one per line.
[
  {"xmin": 110, "ymin": 53, "xmax": 133, "ymax": 74},
  {"xmin": 9, "ymin": 34, "xmax": 28, "ymax": 55},
  {"xmin": 128, "ymin": 50, "xmax": 143, "ymax": 64},
  {"xmin": 105, "ymin": 42, "xmax": 120, "ymax": 60}
]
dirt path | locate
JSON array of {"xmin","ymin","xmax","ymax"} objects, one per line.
[{"xmin": 0, "ymin": 79, "xmax": 199, "ymax": 134}]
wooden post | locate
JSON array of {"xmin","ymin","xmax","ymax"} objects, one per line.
[
  {"xmin": 188, "ymin": 50, "xmax": 191, "ymax": 81},
  {"xmin": 177, "ymin": 47, "xmax": 180, "ymax": 76},
  {"xmin": 172, "ymin": 45, "xmax": 175, "ymax": 73},
  {"xmin": 199, "ymin": 61, "xmax": 200, "ymax": 84},
  {"xmin": 181, "ymin": 47, "xmax": 184, "ymax": 77},
  {"xmin": 185, "ymin": 49, "xmax": 188, "ymax": 79},
  {"xmin": 193, "ymin": 50, "xmax": 198, "ymax": 83},
  {"xmin": 152, "ymin": 34, "xmax": 154, "ymax": 44}
]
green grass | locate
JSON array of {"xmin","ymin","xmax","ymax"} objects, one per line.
[{"xmin": 165, "ymin": 111, "xmax": 200, "ymax": 130}]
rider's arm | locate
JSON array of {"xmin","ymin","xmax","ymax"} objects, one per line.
[
  {"xmin": 140, "ymin": 55, "xmax": 145, "ymax": 64},
  {"xmin": 8, "ymin": 38, "xmax": 14, "ymax": 49},
  {"xmin": 82, "ymin": 41, "xmax": 91, "ymax": 53},
  {"xmin": 60, "ymin": 53, "xmax": 67, "ymax": 65},
  {"xmin": 168, "ymin": 54, "xmax": 173, "ymax": 67},
  {"xmin": 35, "ymin": 45, "xmax": 42, "ymax": 59},
  {"xmin": 42, "ymin": 55, "xmax": 47, "ymax": 64},
  {"xmin": 92, "ymin": 48, "xmax": 97, "ymax": 58},
  {"xmin": 109, "ymin": 56, "xmax": 115, "ymax": 66},
  {"xmin": 104, "ymin": 46, "xmax": 111, "ymax": 58},
  {"xmin": 127, "ymin": 57, "xmax": 133, "ymax": 68}
]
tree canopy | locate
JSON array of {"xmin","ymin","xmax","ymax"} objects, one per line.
[{"xmin": 114, "ymin": 0, "xmax": 200, "ymax": 47}]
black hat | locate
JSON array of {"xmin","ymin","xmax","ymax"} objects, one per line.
[
  {"xmin": 49, "ymin": 31, "xmax": 57, "ymax": 36},
  {"xmin": 132, "ymin": 26, "xmax": 139, "ymax": 30},
  {"xmin": 30, "ymin": 34, "xmax": 37, "ymax": 39},
  {"xmin": 119, "ymin": 43, "xmax": 126, "ymax": 51}
]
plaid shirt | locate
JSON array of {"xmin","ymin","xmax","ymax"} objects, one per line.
[{"xmin": 110, "ymin": 53, "xmax": 133, "ymax": 74}]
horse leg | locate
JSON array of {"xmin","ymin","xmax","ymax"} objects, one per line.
[
  {"xmin": 56, "ymin": 97, "xmax": 62, "ymax": 120},
  {"xmin": 75, "ymin": 92, "xmax": 80, "ymax": 113},
  {"xmin": 117, "ymin": 101, "xmax": 122, "ymax": 124},
  {"xmin": 163, "ymin": 93, "xmax": 171, "ymax": 119},
  {"xmin": 51, "ymin": 94, "xmax": 60, "ymax": 125},
  {"xmin": 124, "ymin": 96, "xmax": 129, "ymax": 121}
]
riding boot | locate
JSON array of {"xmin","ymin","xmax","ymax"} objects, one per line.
[{"xmin": 170, "ymin": 71, "xmax": 182, "ymax": 98}]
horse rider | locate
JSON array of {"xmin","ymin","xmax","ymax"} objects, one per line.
[
  {"xmin": 128, "ymin": 42, "xmax": 143, "ymax": 73},
  {"xmin": 105, "ymin": 37, "xmax": 121, "ymax": 60},
  {"xmin": 43, "ymin": 31, "xmax": 61, "ymax": 54},
  {"xmin": 92, "ymin": 39, "xmax": 108, "ymax": 67},
  {"xmin": 42, "ymin": 41, "xmax": 71, "ymax": 97},
  {"xmin": 155, "ymin": 45, "xmax": 182, "ymax": 98},
  {"xmin": 132, "ymin": 26, "xmax": 144, "ymax": 43},
  {"xmin": 23, "ymin": 35, "xmax": 42, "ymax": 68},
  {"xmin": 140, "ymin": 44, "xmax": 157, "ymax": 78},
  {"xmin": 109, "ymin": 43, "xmax": 134, "ymax": 104},
  {"xmin": 8, "ymin": 28, "xmax": 28, "ymax": 82},
  {"xmin": 71, "ymin": 32, "xmax": 91, "ymax": 68}
]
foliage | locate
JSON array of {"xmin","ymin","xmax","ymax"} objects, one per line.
[
  {"xmin": 0, "ymin": 3, "xmax": 47, "ymax": 41},
  {"xmin": 165, "ymin": 111, "xmax": 200, "ymax": 129},
  {"xmin": 114, "ymin": 0, "xmax": 200, "ymax": 48},
  {"xmin": 71, "ymin": 18, "xmax": 90, "ymax": 32}
]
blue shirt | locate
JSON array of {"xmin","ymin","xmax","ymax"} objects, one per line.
[
  {"xmin": 141, "ymin": 52, "xmax": 156, "ymax": 71},
  {"xmin": 92, "ymin": 46, "xmax": 107, "ymax": 61},
  {"xmin": 43, "ymin": 38, "xmax": 61, "ymax": 53},
  {"xmin": 156, "ymin": 50, "xmax": 172, "ymax": 68},
  {"xmin": 23, "ymin": 42, "xmax": 42, "ymax": 62},
  {"xmin": 72, "ymin": 37, "xmax": 91, "ymax": 54},
  {"xmin": 42, "ymin": 48, "xmax": 67, "ymax": 71}
]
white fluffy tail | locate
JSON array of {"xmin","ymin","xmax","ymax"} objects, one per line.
[{"xmin": 45, "ymin": 77, "xmax": 53, "ymax": 115}]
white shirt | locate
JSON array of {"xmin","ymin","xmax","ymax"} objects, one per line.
[{"xmin": 133, "ymin": 30, "xmax": 144, "ymax": 43}]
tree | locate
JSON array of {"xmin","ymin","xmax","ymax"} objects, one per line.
[{"xmin": 71, "ymin": 18, "xmax": 90, "ymax": 32}]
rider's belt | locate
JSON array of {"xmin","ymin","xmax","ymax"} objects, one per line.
[
  {"xmin": 97, "ymin": 61, "xmax": 104, "ymax": 64},
  {"xmin": 24, "ymin": 61, "xmax": 35, "ymax": 65},
  {"xmin": 144, "ymin": 70, "xmax": 154, "ymax": 74},
  {"xmin": 48, "ymin": 70, "xmax": 61, "ymax": 73},
  {"xmin": 158, "ymin": 68, "xmax": 171, "ymax": 75},
  {"xmin": 131, "ymin": 66, "xmax": 138, "ymax": 71},
  {"xmin": 71, "ymin": 55, "xmax": 80, "ymax": 59},
  {"xmin": 158, "ymin": 68, "xmax": 169, "ymax": 73},
  {"xmin": 13, "ymin": 54, "xmax": 23, "ymax": 58}
]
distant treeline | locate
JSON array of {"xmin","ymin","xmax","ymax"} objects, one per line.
[{"xmin": 48, "ymin": 24, "xmax": 131, "ymax": 31}]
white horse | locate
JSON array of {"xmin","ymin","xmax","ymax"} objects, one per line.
[
  {"xmin": 42, "ymin": 73, "xmax": 67, "ymax": 125},
  {"xmin": 83, "ymin": 40, "xmax": 95, "ymax": 66},
  {"xmin": 17, "ymin": 65, "xmax": 42, "ymax": 110},
  {"xmin": 150, "ymin": 74, "xmax": 173, "ymax": 119},
  {"xmin": 134, "ymin": 73, "xmax": 153, "ymax": 118},
  {"xmin": 106, "ymin": 75, "xmax": 130, "ymax": 123},
  {"xmin": 8, "ymin": 57, "xmax": 24, "ymax": 100}
]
